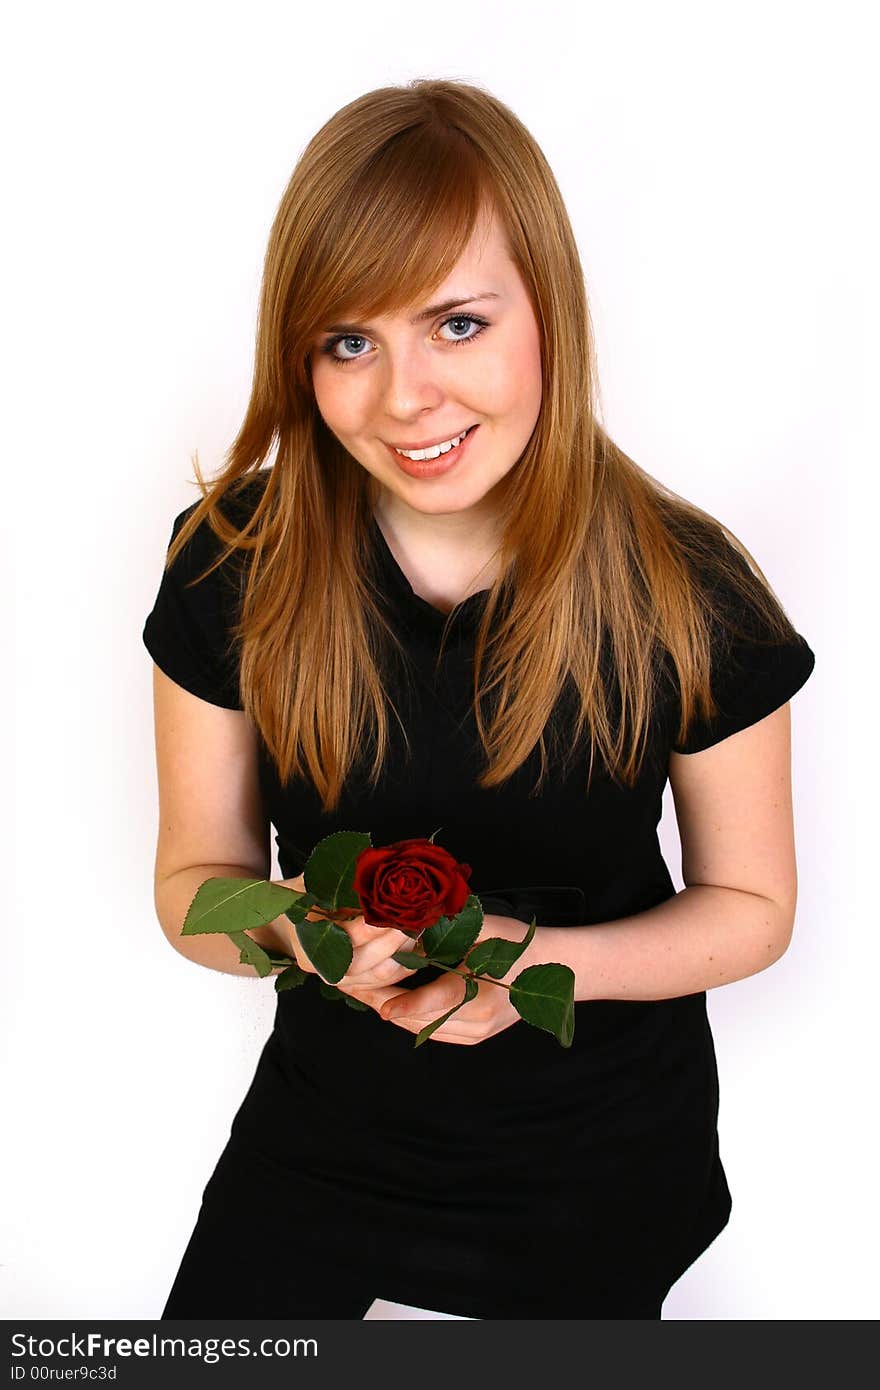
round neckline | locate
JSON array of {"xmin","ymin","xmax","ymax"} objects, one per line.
[{"xmin": 369, "ymin": 514, "xmax": 492, "ymax": 626}]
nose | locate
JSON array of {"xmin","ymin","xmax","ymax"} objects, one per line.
[{"xmin": 379, "ymin": 339, "xmax": 446, "ymax": 420}]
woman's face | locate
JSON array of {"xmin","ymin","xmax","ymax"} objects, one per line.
[{"xmin": 308, "ymin": 207, "xmax": 543, "ymax": 526}]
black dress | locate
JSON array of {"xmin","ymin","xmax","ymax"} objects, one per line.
[{"xmin": 143, "ymin": 476, "xmax": 816, "ymax": 1319}]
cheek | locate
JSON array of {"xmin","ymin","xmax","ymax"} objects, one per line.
[
  {"xmin": 310, "ymin": 368, "xmax": 334, "ymax": 425},
  {"xmin": 517, "ymin": 327, "xmax": 544, "ymax": 411},
  {"xmin": 476, "ymin": 333, "xmax": 542, "ymax": 423},
  {"xmin": 311, "ymin": 365, "xmax": 362, "ymax": 434}
]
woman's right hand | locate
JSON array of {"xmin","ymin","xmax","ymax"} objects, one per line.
[{"xmin": 273, "ymin": 874, "xmax": 422, "ymax": 998}]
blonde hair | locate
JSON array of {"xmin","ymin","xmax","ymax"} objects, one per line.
[{"xmin": 165, "ymin": 77, "xmax": 800, "ymax": 812}]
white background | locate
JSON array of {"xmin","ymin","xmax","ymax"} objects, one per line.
[{"xmin": 3, "ymin": 0, "xmax": 875, "ymax": 1321}]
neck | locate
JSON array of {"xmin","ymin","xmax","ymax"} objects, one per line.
[{"xmin": 372, "ymin": 492, "xmax": 505, "ymax": 607}]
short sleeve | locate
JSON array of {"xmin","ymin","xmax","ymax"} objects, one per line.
[
  {"xmin": 142, "ymin": 501, "xmax": 245, "ymax": 710},
  {"xmin": 670, "ymin": 558, "xmax": 816, "ymax": 755}
]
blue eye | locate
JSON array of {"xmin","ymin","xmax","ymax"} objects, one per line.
[{"xmin": 319, "ymin": 313, "xmax": 490, "ymax": 367}]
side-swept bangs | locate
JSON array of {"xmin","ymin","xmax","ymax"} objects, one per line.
[{"xmin": 283, "ymin": 125, "xmax": 506, "ymax": 391}]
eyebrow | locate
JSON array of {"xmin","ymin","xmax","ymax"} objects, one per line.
[{"xmin": 323, "ymin": 292, "xmax": 501, "ymax": 335}]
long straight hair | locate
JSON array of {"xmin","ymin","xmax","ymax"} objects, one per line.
[{"xmin": 164, "ymin": 78, "xmax": 801, "ymax": 812}]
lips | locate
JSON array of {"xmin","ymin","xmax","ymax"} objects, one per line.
[
  {"xmin": 388, "ymin": 424, "xmax": 479, "ymax": 478},
  {"xmin": 389, "ymin": 424, "xmax": 476, "ymax": 455}
]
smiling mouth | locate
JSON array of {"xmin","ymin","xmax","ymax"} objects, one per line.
[
  {"xmin": 387, "ymin": 424, "xmax": 479, "ymax": 477},
  {"xmin": 388, "ymin": 424, "xmax": 477, "ymax": 458}
]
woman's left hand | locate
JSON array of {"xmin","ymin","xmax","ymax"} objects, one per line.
[{"xmin": 375, "ymin": 915, "xmax": 547, "ymax": 1045}]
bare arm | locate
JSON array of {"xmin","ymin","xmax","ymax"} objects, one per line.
[
  {"xmin": 526, "ymin": 701, "xmax": 799, "ymax": 1001},
  {"xmin": 529, "ymin": 882, "xmax": 792, "ymax": 1002},
  {"xmin": 148, "ymin": 663, "xmax": 306, "ymax": 978},
  {"xmin": 155, "ymin": 863, "xmax": 298, "ymax": 978}
]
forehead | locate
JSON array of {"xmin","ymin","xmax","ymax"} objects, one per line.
[
  {"xmin": 444, "ymin": 207, "xmax": 506, "ymax": 274},
  {"xmin": 338, "ymin": 214, "xmax": 511, "ymax": 328}
]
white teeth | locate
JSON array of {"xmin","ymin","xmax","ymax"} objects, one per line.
[{"xmin": 394, "ymin": 428, "xmax": 469, "ymax": 461}]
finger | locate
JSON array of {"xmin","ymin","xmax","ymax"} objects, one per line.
[
  {"xmin": 347, "ymin": 931, "xmax": 418, "ymax": 971},
  {"xmin": 338, "ymin": 959, "xmax": 411, "ymax": 989},
  {"xmin": 350, "ymin": 937, "xmax": 421, "ymax": 975},
  {"xmin": 352, "ymin": 983, "xmax": 414, "ymax": 1014},
  {"xmin": 342, "ymin": 915, "xmax": 371, "ymax": 942},
  {"xmin": 357, "ymin": 955, "xmax": 413, "ymax": 983},
  {"xmin": 344, "ymin": 916, "xmax": 391, "ymax": 948},
  {"xmin": 382, "ymin": 1009, "xmax": 479, "ymax": 1043},
  {"xmin": 351, "ymin": 920, "xmax": 416, "ymax": 951},
  {"xmin": 379, "ymin": 977, "xmax": 468, "ymax": 1023}
]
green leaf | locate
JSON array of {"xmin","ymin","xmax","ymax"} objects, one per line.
[
  {"xmin": 464, "ymin": 917, "xmax": 538, "ymax": 979},
  {"xmin": 182, "ymin": 877, "xmax": 314, "ymax": 936},
  {"xmin": 318, "ymin": 980, "xmax": 369, "ymax": 1011},
  {"xmin": 413, "ymin": 976, "xmax": 479, "ymax": 1048},
  {"xmin": 420, "ymin": 895, "xmax": 482, "ymax": 964},
  {"xmin": 509, "ymin": 963, "xmax": 576, "ymax": 1047},
  {"xmin": 318, "ymin": 981, "xmax": 344, "ymax": 1000},
  {"xmin": 282, "ymin": 897, "xmax": 319, "ymax": 926},
  {"xmin": 274, "ymin": 963, "xmax": 307, "ymax": 992},
  {"xmin": 390, "ymin": 949, "xmax": 433, "ymax": 970},
  {"xmin": 304, "ymin": 831, "xmax": 372, "ymax": 913},
  {"xmin": 228, "ymin": 930, "xmax": 273, "ymax": 978},
  {"xmin": 261, "ymin": 949, "xmax": 299, "ymax": 967},
  {"xmin": 295, "ymin": 917, "xmax": 354, "ymax": 985}
]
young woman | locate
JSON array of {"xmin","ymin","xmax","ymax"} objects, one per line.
[{"xmin": 143, "ymin": 78, "xmax": 816, "ymax": 1321}]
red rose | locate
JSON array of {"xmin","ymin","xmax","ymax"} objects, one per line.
[{"xmin": 352, "ymin": 838, "xmax": 472, "ymax": 939}]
